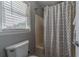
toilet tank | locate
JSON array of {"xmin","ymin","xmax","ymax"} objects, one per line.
[{"xmin": 5, "ymin": 40, "xmax": 29, "ymax": 57}]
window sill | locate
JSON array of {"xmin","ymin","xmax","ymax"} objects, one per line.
[{"xmin": 0, "ymin": 29, "xmax": 30, "ymax": 36}]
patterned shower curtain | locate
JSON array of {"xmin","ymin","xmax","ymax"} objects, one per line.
[{"xmin": 44, "ymin": 1, "xmax": 75, "ymax": 57}]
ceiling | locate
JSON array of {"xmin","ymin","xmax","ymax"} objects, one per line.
[{"xmin": 36, "ymin": 1, "xmax": 62, "ymax": 7}]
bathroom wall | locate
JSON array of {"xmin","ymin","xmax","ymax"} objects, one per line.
[
  {"xmin": 28, "ymin": 1, "xmax": 43, "ymax": 55},
  {"xmin": 0, "ymin": 1, "xmax": 42, "ymax": 57}
]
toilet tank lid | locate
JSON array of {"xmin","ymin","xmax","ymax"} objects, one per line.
[{"xmin": 5, "ymin": 40, "xmax": 29, "ymax": 50}]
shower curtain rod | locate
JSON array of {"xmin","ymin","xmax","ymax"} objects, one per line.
[
  {"xmin": 35, "ymin": 2, "xmax": 67, "ymax": 10},
  {"xmin": 35, "ymin": 2, "xmax": 63, "ymax": 9}
]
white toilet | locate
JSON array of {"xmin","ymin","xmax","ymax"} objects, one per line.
[{"xmin": 5, "ymin": 40, "xmax": 29, "ymax": 57}]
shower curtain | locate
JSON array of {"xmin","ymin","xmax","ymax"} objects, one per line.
[{"xmin": 44, "ymin": 2, "xmax": 75, "ymax": 57}]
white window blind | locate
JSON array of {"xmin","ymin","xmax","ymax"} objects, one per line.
[{"xmin": 2, "ymin": 1, "xmax": 30, "ymax": 29}]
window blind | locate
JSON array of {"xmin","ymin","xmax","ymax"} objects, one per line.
[{"xmin": 2, "ymin": 1, "xmax": 29, "ymax": 29}]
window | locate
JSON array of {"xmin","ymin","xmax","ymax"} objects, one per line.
[{"xmin": 1, "ymin": 1, "xmax": 30, "ymax": 30}]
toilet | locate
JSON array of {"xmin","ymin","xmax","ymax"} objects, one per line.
[{"xmin": 5, "ymin": 40, "xmax": 29, "ymax": 57}]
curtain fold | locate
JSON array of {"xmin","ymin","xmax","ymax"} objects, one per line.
[{"xmin": 44, "ymin": 1, "xmax": 75, "ymax": 57}]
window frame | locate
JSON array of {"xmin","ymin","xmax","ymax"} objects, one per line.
[{"xmin": 0, "ymin": 1, "xmax": 31, "ymax": 33}]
